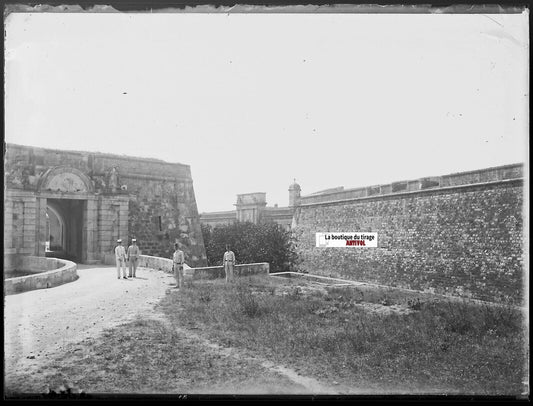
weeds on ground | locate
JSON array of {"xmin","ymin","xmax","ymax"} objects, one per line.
[
  {"xmin": 159, "ymin": 276, "xmax": 526, "ymax": 395},
  {"xmin": 198, "ymin": 286, "xmax": 212, "ymax": 304},
  {"xmin": 236, "ymin": 281, "xmax": 262, "ymax": 317},
  {"xmin": 407, "ymin": 298, "xmax": 423, "ymax": 311}
]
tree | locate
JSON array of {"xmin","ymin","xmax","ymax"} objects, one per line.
[{"xmin": 201, "ymin": 221, "xmax": 300, "ymax": 272}]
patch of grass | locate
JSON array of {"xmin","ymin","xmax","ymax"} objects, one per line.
[
  {"xmin": 8, "ymin": 276, "xmax": 524, "ymax": 396},
  {"xmin": 159, "ymin": 276, "xmax": 527, "ymax": 395},
  {"xmin": 236, "ymin": 281, "xmax": 262, "ymax": 317},
  {"xmin": 5, "ymin": 315, "xmax": 298, "ymax": 396}
]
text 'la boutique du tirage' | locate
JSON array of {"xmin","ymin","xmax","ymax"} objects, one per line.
[{"xmin": 315, "ymin": 233, "xmax": 378, "ymax": 248}]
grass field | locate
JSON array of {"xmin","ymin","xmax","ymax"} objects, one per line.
[
  {"xmin": 159, "ymin": 275, "xmax": 527, "ymax": 395},
  {"xmin": 6, "ymin": 274, "xmax": 527, "ymax": 396}
]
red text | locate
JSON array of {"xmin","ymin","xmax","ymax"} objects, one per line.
[{"xmin": 346, "ymin": 240, "xmax": 366, "ymax": 246}]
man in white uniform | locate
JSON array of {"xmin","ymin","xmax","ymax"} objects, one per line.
[
  {"xmin": 172, "ymin": 243, "xmax": 185, "ymax": 289},
  {"xmin": 115, "ymin": 239, "xmax": 128, "ymax": 279},
  {"xmin": 127, "ymin": 238, "xmax": 140, "ymax": 278},
  {"xmin": 223, "ymin": 245, "xmax": 236, "ymax": 283}
]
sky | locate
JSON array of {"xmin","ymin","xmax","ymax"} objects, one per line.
[{"xmin": 4, "ymin": 9, "xmax": 529, "ymax": 213}]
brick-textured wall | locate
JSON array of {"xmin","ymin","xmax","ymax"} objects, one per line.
[{"xmin": 293, "ymin": 181, "xmax": 524, "ymax": 304}]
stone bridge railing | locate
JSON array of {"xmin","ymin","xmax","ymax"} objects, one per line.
[
  {"xmin": 137, "ymin": 255, "xmax": 188, "ymax": 273},
  {"xmin": 138, "ymin": 255, "xmax": 269, "ymax": 279},
  {"xmin": 188, "ymin": 263, "xmax": 270, "ymax": 279},
  {"xmin": 4, "ymin": 256, "xmax": 78, "ymax": 295}
]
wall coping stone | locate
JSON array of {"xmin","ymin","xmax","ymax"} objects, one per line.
[
  {"xmin": 4, "ymin": 257, "xmax": 78, "ymax": 295},
  {"xmin": 300, "ymin": 163, "xmax": 523, "ymax": 203},
  {"xmin": 298, "ymin": 178, "xmax": 524, "ymax": 208},
  {"xmin": 138, "ymin": 255, "xmax": 269, "ymax": 279}
]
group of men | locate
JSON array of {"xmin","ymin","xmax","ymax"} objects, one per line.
[
  {"xmin": 116, "ymin": 239, "xmax": 237, "ymax": 286},
  {"xmin": 114, "ymin": 238, "xmax": 140, "ymax": 279}
]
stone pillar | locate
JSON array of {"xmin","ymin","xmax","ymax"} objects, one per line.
[
  {"xmin": 98, "ymin": 199, "xmax": 114, "ymax": 258},
  {"xmin": 35, "ymin": 197, "xmax": 47, "ymax": 257},
  {"xmin": 97, "ymin": 196, "xmax": 130, "ymax": 264},
  {"xmin": 4, "ymin": 199, "xmax": 16, "ymax": 271},
  {"xmin": 4, "ymin": 200, "xmax": 13, "ymax": 250},
  {"xmin": 97, "ymin": 197, "xmax": 113, "ymax": 264},
  {"xmin": 119, "ymin": 200, "xmax": 129, "ymax": 242},
  {"xmin": 20, "ymin": 197, "xmax": 37, "ymax": 256},
  {"xmin": 84, "ymin": 197, "xmax": 98, "ymax": 264}
]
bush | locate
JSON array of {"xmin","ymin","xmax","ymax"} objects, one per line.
[{"xmin": 201, "ymin": 221, "xmax": 300, "ymax": 272}]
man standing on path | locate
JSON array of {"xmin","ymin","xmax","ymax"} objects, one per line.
[
  {"xmin": 127, "ymin": 238, "xmax": 140, "ymax": 278},
  {"xmin": 223, "ymin": 245, "xmax": 236, "ymax": 283},
  {"xmin": 172, "ymin": 243, "xmax": 185, "ymax": 289},
  {"xmin": 115, "ymin": 239, "xmax": 128, "ymax": 279}
]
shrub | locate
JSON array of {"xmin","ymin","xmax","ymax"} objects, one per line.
[{"xmin": 201, "ymin": 221, "xmax": 300, "ymax": 272}]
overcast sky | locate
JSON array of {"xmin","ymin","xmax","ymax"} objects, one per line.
[{"xmin": 5, "ymin": 10, "xmax": 529, "ymax": 213}]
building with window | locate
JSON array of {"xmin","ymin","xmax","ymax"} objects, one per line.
[{"xmin": 199, "ymin": 181, "xmax": 301, "ymax": 231}]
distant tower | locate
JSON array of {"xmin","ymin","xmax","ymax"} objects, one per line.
[{"xmin": 289, "ymin": 179, "xmax": 301, "ymax": 207}]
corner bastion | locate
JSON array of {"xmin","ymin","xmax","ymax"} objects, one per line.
[{"xmin": 4, "ymin": 143, "xmax": 207, "ymax": 270}]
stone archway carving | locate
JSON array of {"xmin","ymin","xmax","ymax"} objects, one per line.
[{"xmin": 38, "ymin": 166, "xmax": 94, "ymax": 194}]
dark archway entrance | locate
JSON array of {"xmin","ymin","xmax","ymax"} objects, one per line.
[{"xmin": 45, "ymin": 199, "xmax": 85, "ymax": 262}]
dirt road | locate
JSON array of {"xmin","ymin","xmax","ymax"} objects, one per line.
[
  {"xmin": 5, "ymin": 265, "xmax": 342, "ymax": 395},
  {"xmin": 4, "ymin": 265, "xmax": 175, "ymax": 381}
]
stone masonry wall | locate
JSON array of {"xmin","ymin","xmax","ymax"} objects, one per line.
[
  {"xmin": 128, "ymin": 178, "xmax": 205, "ymax": 265},
  {"xmin": 293, "ymin": 180, "xmax": 524, "ymax": 304},
  {"xmin": 4, "ymin": 191, "xmax": 38, "ymax": 270},
  {"xmin": 4, "ymin": 143, "xmax": 207, "ymax": 267},
  {"xmin": 137, "ymin": 255, "xmax": 269, "ymax": 280},
  {"xmin": 4, "ymin": 257, "xmax": 78, "ymax": 295}
]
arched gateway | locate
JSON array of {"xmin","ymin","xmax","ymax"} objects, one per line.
[
  {"xmin": 4, "ymin": 144, "xmax": 207, "ymax": 271},
  {"xmin": 36, "ymin": 166, "xmax": 99, "ymax": 262}
]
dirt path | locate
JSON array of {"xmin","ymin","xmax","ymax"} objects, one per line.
[
  {"xmin": 4, "ymin": 265, "xmax": 344, "ymax": 395},
  {"xmin": 4, "ymin": 265, "xmax": 175, "ymax": 379},
  {"xmin": 158, "ymin": 313, "xmax": 342, "ymax": 395}
]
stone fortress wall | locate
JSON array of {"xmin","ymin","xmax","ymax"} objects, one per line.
[
  {"xmin": 4, "ymin": 142, "xmax": 525, "ymax": 304},
  {"xmin": 4, "ymin": 143, "xmax": 207, "ymax": 270},
  {"xmin": 293, "ymin": 163, "xmax": 525, "ymax": 303}
]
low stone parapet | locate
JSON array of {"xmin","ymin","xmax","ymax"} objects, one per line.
[
  {"xmin": 138, "ymin": 255, "xmax": 269, "ymax": 280},
  {"xmin": 4, "ymin": 257, "xmax": 78, "ymax": 295},
  {"xmin": 138, "ymin": 254, "xmax": 176, "ymax": 273},
  {"xmin": 19, "ymin": 256, "xmax": 62, "ymax": 271},
  {"xmin": 188, "ymin": 262, "xmax": 270, "ymax": 280}
]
